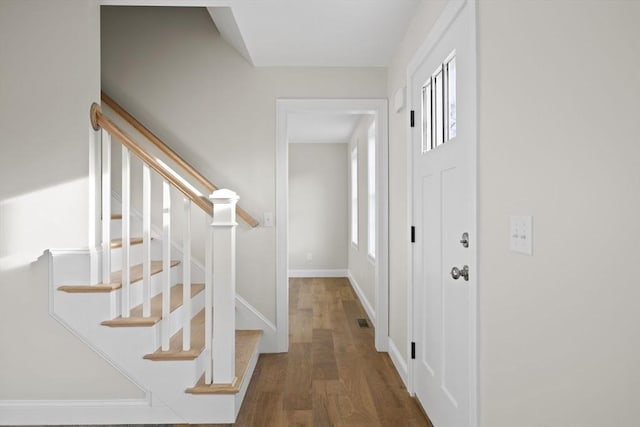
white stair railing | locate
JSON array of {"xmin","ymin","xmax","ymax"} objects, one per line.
[
  {"xmin": 93, "ymin": 102, "xmax": 240, "ymax": 384},
  {"xmin": 142, "ymin": 164, "xmax": 152, "ymax": 317},
  {"xmin": 101, "ymin": 129, "xmax": 112, "ymax": 287},
  {"xmin": 204, "ymin": 214, "xmax": 213, "ymax": 383},
  {"xmin": 182, "ymin": 197, "xmax": 192, "ymax": 351},
  {"xmin": 209, "ymin": 189, "xmax": 238, "ymax": 385},
  {"xmin": 121, "ymin": 146, "xmax": 131, "ymax": 318},
  {"xmin": 161, "ymin": 180, "xmax": 171, "ymax": 350}
]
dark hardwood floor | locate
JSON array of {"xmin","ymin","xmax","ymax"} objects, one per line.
[{"xmin": 199, "ymin": 277, "xmax": 432, "ymax": 426}]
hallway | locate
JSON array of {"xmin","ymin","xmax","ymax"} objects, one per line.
[{"xmin": 218, "ymin": 277, "xmax": 431, "ymax": 426}]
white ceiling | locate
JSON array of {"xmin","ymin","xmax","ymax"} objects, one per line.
[
  {"xmin": 100, "ymin": 0, "xmax": 421, "ymax": 67},
  {"xmin": 288, "ymin": 113, "xmax": 367, "ymax": 144},
  {"xmin": 217, "ymin": 0, "xmax": 421, "ymax": 67}
]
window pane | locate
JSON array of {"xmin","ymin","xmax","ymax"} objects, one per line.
[
  {"xmin": 367, "ymin": 122, "xmax": 376, "ymax": 259},
  {"xmin": 447, "ymin": 56, "xmax": 457, "ymax": 140},
  {"xmin": 351, "ymin": 145, "xmax": 358, "ymax": 245},
  {"xmin": 434, "ymin": 67, "xmax": 444, "ymax": 146},
  {"xmin": 421, "ymin": 81, "xmax": 432, "ymax": 153}
]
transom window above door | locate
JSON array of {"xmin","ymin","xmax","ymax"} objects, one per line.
[{"xmin": 421, "ymin": 50, "xmax": 456, "ymax": 153}]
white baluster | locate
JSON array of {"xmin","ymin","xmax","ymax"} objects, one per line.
[
  {"xmin": 89, "ymin": 126, "xmax": 100, "ymax": 285},
  {"xmin": 182, "ymin": 198, "xmax": 192, "ymax": 351},
  {"xmin": 101, "ymin": 130, "xmax": 111, "ymax": 286},
  {"xmin": 210, "ymin": 189, "xmax": 239, "ymax": 384},
  {"xmin": 142, "ymin": 164, "xmax": 151, "ymax": 318},
  {"xmin": 204, "ymin": 216, "xmax": 213, "ymax": 384},
  {"xmin": 121, "ymin": 146, "xmax": 131, "ymax": 318},
  {"xmin": 161, "ymin": 181, "xmax": 171, "ymax": 351}
]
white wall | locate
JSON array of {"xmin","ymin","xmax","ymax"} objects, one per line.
[
  {"xmin": 347, "ymin": 116, "xmax": 376, "ymax": 314},
  {"xmin": 385, "ymin": 0, "xmax": 447, "ymax": 361},
  {"xmin": 100, "ymin": 6, "xmax": 387, "ymax": 323},
  {"xmin": 288, "ymin": 143, "xmax": 348, "ymax": 272},
  {"xmin": 0, "ymin": 0, "xmax": 143, "ymax": 399},
  {"xmin": 477, "ymin": 1, "xmax": 640, "ymax": 426}
]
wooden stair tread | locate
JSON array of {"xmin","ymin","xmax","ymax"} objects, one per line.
[
  {"xmin": 111, "ymin": 237, "xmax": 147, "ymax": 248},
  {"xmin": 186, "ymin": 330, "xmax": 263, "ymax": 395},
  {"xmin": 57, "ymin": 260, "xmax": 180, "ymax": 293},
  {"xmin": 57, "ymin": 283, "xmax": 121, "ymax": 293},
  {"xmin": 111, "ymin": 213, "xmax": 122, "ymax": 220},
  {"xmin": 102, "ymin": 283, "xmax": 205, "ymax": 327},
  {"xmin": 144, "ymin": 309, "xmax": 206, "ymax": 360}
]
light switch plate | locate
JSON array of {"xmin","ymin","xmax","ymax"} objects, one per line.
[{"xmin": 510, "ymin": 215, "xmax": 532, "ymax": 255}]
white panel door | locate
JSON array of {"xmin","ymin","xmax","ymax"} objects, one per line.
[{"xmin": 410, "ymin": 2, "xmax": 476, "ymax": 426}]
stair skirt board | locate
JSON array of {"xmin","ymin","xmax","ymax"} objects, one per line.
[
  {"xmin": 46, "ymin": 248, "xmax": 263, "ymax": 423},
  {"xmin": 0, "ymin": 348, "xmax": 259, "ymax": 425}
]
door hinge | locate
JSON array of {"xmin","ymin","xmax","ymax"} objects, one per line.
[
  {"xmin": 411, "ymin": 226, "xmax": 415, "ymax": 243},
  {"xmin": 410, "ymin": 110, "xmax": 415, "ymax": 128},
  {"xmin": 411, "ymin": 342, "xmax": 416, "ymax": 360}
]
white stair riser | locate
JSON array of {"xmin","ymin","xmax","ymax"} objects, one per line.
[
  {"xmin": 110, "ymin": 243, "xmax": 145, "ymax": 272},
  {"xmin": 109, "ymin": 235, "xmax": 200, "ymax": 282},
  {"xmin": 149, "ymin": 289, "xmax": 206, "ymax": 350},
  {"xmin": 54, "ymin": 287, "xmax": 221, "ymax": 406},
  {"xmin": 37, "ymin": 189, "xmax": 253, "ymax": 424},
  {"xmin": 111, "ymin": 218, "xmax": 143, "ymax": 241},
  {"xmin": 114, "ymin": 264, "xmax": 182, "ymax": 315}
]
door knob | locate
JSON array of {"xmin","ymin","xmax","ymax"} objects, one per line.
[{"xmin": 450, "ymin": 265, "xmax": 469, "ymax": 281}]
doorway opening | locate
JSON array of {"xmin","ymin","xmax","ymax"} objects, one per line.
[{"xmin": 276, "ymin": 99, "xmax": 389, "ymax": 352}]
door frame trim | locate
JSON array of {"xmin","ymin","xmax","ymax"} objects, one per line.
[
  {"xmin": 276, "ymin": 99, "xmax": 389, "ymax": 353},
  {"xmin": 406, "ymin": 0, "xmax": 478, "ymax": 425}
]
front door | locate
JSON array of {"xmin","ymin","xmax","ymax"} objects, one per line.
[{"xmin": 410, "ymin": 1, "xmax": 476, "ymax": 426}]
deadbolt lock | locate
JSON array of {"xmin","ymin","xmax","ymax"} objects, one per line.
[{"xmin": 460, "ymin": 232, "xmax": 469, "ymax": 248}]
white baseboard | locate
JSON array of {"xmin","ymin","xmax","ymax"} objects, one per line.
[
  {"xmin": 388, "ymin": 337, "xmax": 408, "ymax": 389},
  {"xmin": 0, "ymin": 397, "xmax": 180, "ymax": 425},
  {"xmin": 347, "ymin": 272, "xmax": 376, "ymax": 327},
  {"xmin": 288, "ymin": 269, "xmax": 348, "ymax": 278}
]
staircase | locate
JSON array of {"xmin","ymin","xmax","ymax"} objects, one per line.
[{"xmin": 45, "ymin": 96, "xmax": 264, "ymax": 424}]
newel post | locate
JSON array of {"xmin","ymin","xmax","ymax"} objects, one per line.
[{"xmin": 210, "ymin": 189, "xmax": 239, "ymax": 385}]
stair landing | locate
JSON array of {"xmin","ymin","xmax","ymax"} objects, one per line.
[{"xmin": 186, "ymin": 330, "xmax": 263, "ymax": 394}]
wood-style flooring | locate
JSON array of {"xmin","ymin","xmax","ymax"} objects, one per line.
[
  {"xmin": 202, "ymin": 277, "xmax": 432, "ymax": 426},
  {"xmin": 33, "ymin": 278, "xmax": 431, "ymax": 427}
]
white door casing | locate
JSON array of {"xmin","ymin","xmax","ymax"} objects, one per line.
[
  {"xmin": 275, "ymin": 99, "xmax": 389, "ymax": 353},
  {"xmin": 407, "ymin": 1, "xmax": 477, "ymax": 427}
]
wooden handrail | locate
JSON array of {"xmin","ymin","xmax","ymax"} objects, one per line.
[
  {"xmin": 100, "ymin": 92, "xmax": 259, "ymax": 228},
  {"xmin": 92, "ymin": 103, "xmax": 213, "ymax": 215}
]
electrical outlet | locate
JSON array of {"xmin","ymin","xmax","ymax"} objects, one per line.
[
  {"xmin": 510, "ymin": 215, "xmax": 532, "ymax": 255},
  {"xmin": 263, "ymin": 212, "xmax": 274, "ymax": 227}
]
